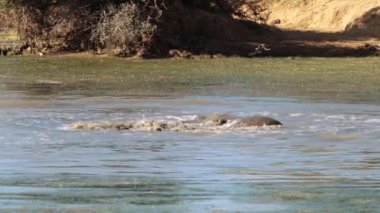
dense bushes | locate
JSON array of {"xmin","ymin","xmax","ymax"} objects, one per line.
[
  {"xmin": 7, "ymin": 0, "xmax": 103, "ymax": 51},
  {"xmin": 91, "ymin": 1, "xmax": 162, "ymax": 56},
  {"xmin": 5, "ymin": 0, "xmax": 268, "ymax": 56}
]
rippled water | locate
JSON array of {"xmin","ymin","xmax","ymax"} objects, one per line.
[{"xmin": 0, "ymin": 57, "xmax": 379, "ymax": 212}]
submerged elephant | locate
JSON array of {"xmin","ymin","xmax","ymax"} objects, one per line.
[
  {"xmin": 70, "ymin": 114, "xmax": 283, "ymax": 132},
  {"xmin": 204, "ymin": 114, "xmax": 233, "ymax": 125},
  {"xmin": 238, "ymin": 116, "xmax": 283, "ymax": 127},
  {"xmin": 204, "ymin": 114, "xmax": 282, "ymax": 127}
]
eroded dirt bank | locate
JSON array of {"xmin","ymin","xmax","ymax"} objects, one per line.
[
  {"xmin": 202, "ymin": 0, "xmax": 380, "ymax": 57},
  {"xmin": 250, "ymin": 0, "xmax": 379, "ymax": 56},
  {"xmin": 1, "ymin": 0, "xmax": 380, "ymax": 57}
]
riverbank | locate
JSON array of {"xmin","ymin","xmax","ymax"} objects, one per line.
[
  {"xmin": 2, "ymin": 26, "xmax": 378, "ymax": 58},
  {"xmin": 1, "ymin": 0, "xmax": 379, "ymax": 58},
  {"xmin": 177, "ymin": 0, "xmax": 380, "ymax": 57},
  {"xmin": 258, "ymin": 0, "xmax": 380, "ymax": 57}
]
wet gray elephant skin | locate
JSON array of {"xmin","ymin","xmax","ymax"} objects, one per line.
[
  {"xmin": 204, "ymin": 114, "xmax": 283, "ymax": 127},
  {"xmin": 238, "ymin": 116, "xmax": 283, "ymax": 127}
]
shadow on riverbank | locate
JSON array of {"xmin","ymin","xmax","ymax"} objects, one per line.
[{"xmin": 201, "ymin": 19, "xmax": 380, "ymax": 57}]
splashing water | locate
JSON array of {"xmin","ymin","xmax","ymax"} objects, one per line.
[{"xmin": 67, "ymin": 114, "xmax": 283, "ymax": 133}]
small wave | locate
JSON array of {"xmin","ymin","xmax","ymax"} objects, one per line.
[
  {"xmin": 364, "ymin": 119, "xmax": 380, "ymax": 123},
  {"xmin": 324, "ymin": 115, "xmax": 345, "ymax": 120},
  {"xmin": 66, "ymin": 114, "xmax": 283, "ymax": 133},
  {"xmin": 289, "ymin": 113, "xmax": 303, "ymax": 117}
]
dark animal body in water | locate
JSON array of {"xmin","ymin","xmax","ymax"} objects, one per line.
[
  {"xmin": 204, "ymin": 114, "xmax": 283, "ymax": 127},
  {"xmin": 238, "ymin": 116, "xmax": 283, "ymax": 127}
]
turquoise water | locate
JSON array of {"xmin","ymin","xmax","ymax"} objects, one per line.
[{"xmin": 0, "ymin": 57, "xmax": 379, "ymax": 212}]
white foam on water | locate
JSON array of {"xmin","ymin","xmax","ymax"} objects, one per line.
[
  {"xmin": 364, "ymin": 119, "xmax": 380, "ymax": 123},
  {"xmin": 238, "ymin": 111, "xmax": 279, "ymax": 117},
  {"xmin": 289, "ymin": 113, "xmax": 303, "ymax": 117},
  {"xmin": 165, "ymin": 115, "xmax": 199, "ymax": 121},
  {"xmin": 326, "ymin": 115, "xmax": 343, "ymax": 119}
]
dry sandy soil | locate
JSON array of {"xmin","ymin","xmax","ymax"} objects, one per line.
[
  {"xmin": 267, "ymin": 0, "xmax": 379, "ymax": 33},
  {"xmin": 258, "ymin": 0, "xmax": 380, "ymax": 56}
]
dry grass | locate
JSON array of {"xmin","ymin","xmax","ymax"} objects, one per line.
[{"xmin": 0, "ymin": 28, "xmax": 18, "ymax": 42}]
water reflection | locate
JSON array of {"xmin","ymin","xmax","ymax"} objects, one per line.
[
  {"xmin": 0, "ymin": 176, "xmax": 184, "ymax": 209},
  {"xmin": 1, "ymin": 56, "xmax": 380, "ymax": 102},
  {"xmin": 4, "ymin": 81, "xmax": 90, "ymax": 97}
]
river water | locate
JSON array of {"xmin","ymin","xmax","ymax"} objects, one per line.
[{"xmin": 0, "ymin": 57, "xmax": 379, "ymax": 212}]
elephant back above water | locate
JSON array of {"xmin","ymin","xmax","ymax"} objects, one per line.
[
  {"xmin": 238, "ymin": 116, "xmax": 283, "ymax": 127},
  {"xmin": 203, "ymin": 114, "xmax": 283, "ymax": 127}
]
